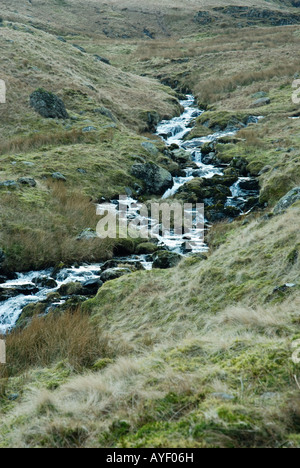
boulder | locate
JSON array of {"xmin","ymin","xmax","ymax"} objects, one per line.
[
  {"xmin": 52, "ymin": 172, "xmax": 66, "ymax": 182},
  {"xmin": 130, "ymin": 162, "xmax": 173, "ymax": 195},
  {"xmin": 0, "ymin": 180, "xmax": 19, "ymax": 189},
  {"xmin": 141, "ymin": 141, "xmax": 159, "ymax": 156},
  {"xmin": 82, "ymin": 278, "xmax": 103, "ymax": 295},
  {"xmin": 17, "ymin": 177, "xmax": 37, "ymax": 187},
  {"xmin": 30, "ymin": 89, "xmax": 69, "ymax": 119},
  {"xmin": 58, "ymin": 282, "xmax": 84, "ymax": 296},
  {"xmin": 135, "ymin": 242, "xmax": 159, "ymax": 255},
  {"xmin": 32, "ymin": 276, "xmax": 58, "ymax": 289},
  {"xmin": 273, "ymin": 187, "xmax": 300, "ymax": 215},
  {"xmin": 238, "ymin": 179, "xmax": 260, "ymax": 191},
  {"xmin": 100, "ymin": 268, "xmax": 132, "ymax": 282},
  {"xmin": 94, "ymin": 55, "xmax": 110, "ymax": 65},
  {"xmin": 251, "ymin": 97, "xmax": 271, "ymax": 107},
  {"xmin": 152, "ymin": 251, "xmax": 182, "ymax": 269}
]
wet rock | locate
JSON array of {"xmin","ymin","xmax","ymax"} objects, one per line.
[
  {"xmin": 0, "ymin": 284, "xmax": 39, "ymax": 302},
  {"xmin": 17, "ymin": 177, "xmax": 37, "ymax": 187},
  {"xmin": 230, "ymin": 157, "xmax": 249, "ymax": 176},
  {"xmin": 58, "ymin": 281, "xmax": 84, "ymax": 296},
  {"xmin": 202, "ymin": 153, "xmax": 222, "ymax": 166},
  {"xmin": 16, "ymin": 301, "xmax": 48, "ymax": 328},
  {"xmin": 205, "ymin": 204, "xmax": 228, "ymax": 223},
  {"xmin": 171, "ymin": 149, "xmax": 191, "ymax": 164},
  {"xmin": 273, "ymin": 187, "xmax": 300, "ymax": 215},
  {"xmin": 135, "ymin": 242, "xmax": 159, "ymax": 255},
  {"xmin": 152, "ymin": 251, "xmax": 182, "ymax": 269},
  {"xmin": 130, "ymin": 162, "xmax": 173, "ymax": 195},
  {"xmin": 100, "ymin": 268, "xmax": 132, "ymax": 282},
  {"xmin": 32, "ymin": 276, "xmax": 58, "ymax": 289},
  {"xmin": 238, "ymin": 179, "xmax": 260, "ymax": 191},
  {"xmin": 201, "ymin": 142, "xmax": 215, "ymax": 155},
  {"xmin": 178, "ymin": 178, "xmax": 231, "ymax": 205},
  {"xmin": 82, "ymin": 278, "xmax": 103, "ymax": 295},
  {"xmin": 30, "ymin": 89, "xmax": 69, "ymax": 119},
  {"xmin": 113, "ymin": 239, "xmax": 136, "ymax": 256}
]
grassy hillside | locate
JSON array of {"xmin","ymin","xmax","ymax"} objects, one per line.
[
  {"xmin": 0, "ymin": 20, "xmax": 179, "ymax": 271},
  {"xmin": 1, "ymin": 1, "xmax": 300, "ymax": 448}
]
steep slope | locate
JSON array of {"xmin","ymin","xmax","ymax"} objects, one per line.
[
  {"xmin": 1, "ymin": 0, "xmax": 300, "ymax": 449},
  {"xmin": 0, "ymin": 20, "xmax": 179, "ymax": 271}
]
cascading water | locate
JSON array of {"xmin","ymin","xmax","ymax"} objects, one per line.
[{"xmin": 0, "ymin": 95, "xmax": 262, "ymax": 333}]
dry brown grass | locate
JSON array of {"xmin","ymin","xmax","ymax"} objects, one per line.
[
  {"xmin": 0, "ymin": 129, "xmax": 97, "ymax": 156},
  {"xmin": 0, "ymin": 309, "xmax": 112, "ymax": 378},
  {"xmin": 0, "ymin": 183, "xmax": 115, "ymax": 271}
]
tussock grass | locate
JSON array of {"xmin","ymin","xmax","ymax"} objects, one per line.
[
  {"xmin": 0, "ymin": 183, "xmax": 115, "ymax": 271},
  {"xmin": 0, "ymin": 309, "xmax": 112, "ymax": 379},
  {"xmin": 0, "ymin": 129, "xmax": 97, "ymax": 156}
]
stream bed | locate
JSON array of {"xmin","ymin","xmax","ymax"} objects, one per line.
[{"xmin": 0, "ymin": 95, "xmax": 262, "ymax": 333}]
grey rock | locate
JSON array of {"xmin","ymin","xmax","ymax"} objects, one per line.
[
  {"xmin": 17, "ymin": 177, "xmax": 37, "ymax": 187},
  {"xmin": 252, "ymin": 97, "xmax": 271, "ymax": 107},
  {"xmin": 0, "ymin": 180, "xmax": 19, "ymax": 189},
  {"xmin": 259, "ymin": 165, "xmax": 272, "ymax": 175},
  {"xmin": 82, "ymin": 278, "xmax": 103, "ymax": 295},
  {"xmin": 52, "ymin": 172, "xmax": 66, "ymax": 182},
  {"xmin": 94, "ymin": 55, "xmax": 110, "ymax": 65},
  {"xmin": 58, "ymin": 282, "xmax": 84, "ymax": 297},
  {"xmin": 273, "ymin": 187, "xmax": 300, "ymax": 214},
  {"xmin": 251, "ymin": 91, "xmax": 268, "ymax": 99},
  {"xmin": 72, "ymin": 44, "xmax": 86, "ymax": 53},
  {"xmin": 94, "ymin": 107, "xmax": 117, "ymax": 122},
  {"xmin": 141, "ymin": 141, "xmax": 159, "ymax": 156},
  {"xmin": 82, "ymin": 126, "xmax": 97, "ymax": 132},
  {"xmin": 100, "ymin": 268, "xmax": 132, "ymax": 283},
  {"xmin": 152, "ymin": 251, "xmax": 182, "ymax": 269},
  {"xmin": 77, "ymin": 229, "xmax": 98, "ymax": 240},
  {"xmin": 32, "ymin": 276, "xmax": 57, "ymax": 289},
  {"xmin": 130, "ymin": 162, "xmax": 173, "ymax": 195},
  {"xmin": 30, "ymin": 89, "xmax": 69, "ymax": 119}
]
